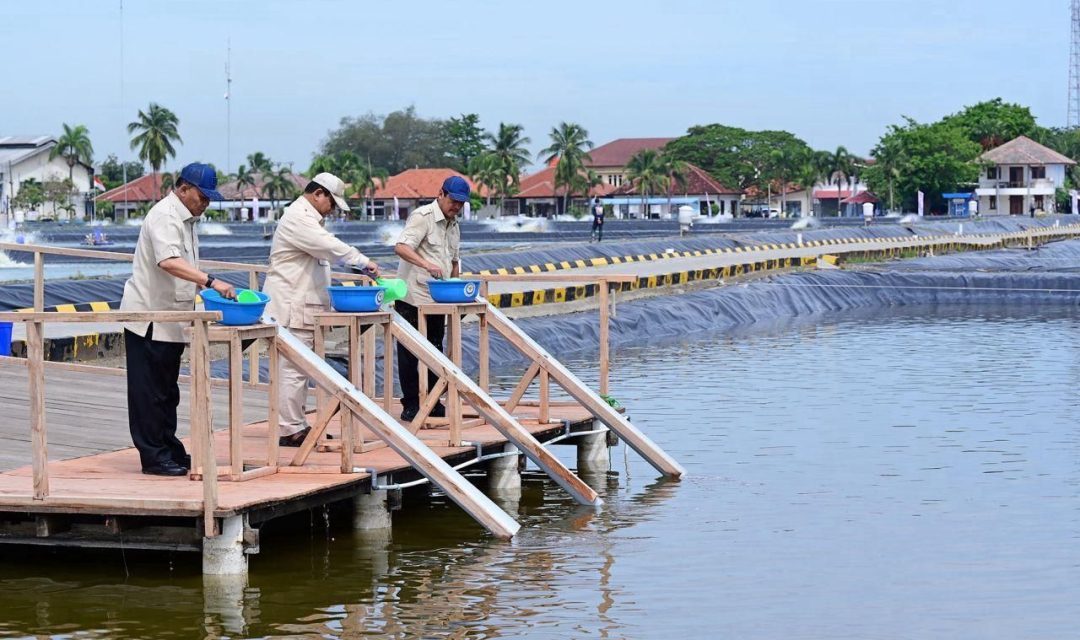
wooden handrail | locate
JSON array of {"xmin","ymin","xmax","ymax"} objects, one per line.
[{"xmin": 0, "ymin": 311, "xmax": 222, "ymax": 323}]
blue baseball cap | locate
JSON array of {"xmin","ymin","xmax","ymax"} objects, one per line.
[
  {"xmin": 178, "ymin": 163, "xmax": 224, "ymax": 201},
  {"xmin": 441, "ymin": 175, "xmax": 471, "ymax": 202}
]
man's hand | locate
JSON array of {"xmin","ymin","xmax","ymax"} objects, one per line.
[
  {"xmin": 212, "ymin": 279, "xmax": 237, "ymax": 300},
  {"xmin": 363, "ymin": 261, "xmax": 380, "ymax": 279},
  {"xmin": 425, "ymin": 262, "xmax": 444, "ymax": 279}
]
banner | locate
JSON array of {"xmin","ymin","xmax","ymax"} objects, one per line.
[{"xmin": 917, "ymin": 190, "xmax": 925, "ymax": 216}]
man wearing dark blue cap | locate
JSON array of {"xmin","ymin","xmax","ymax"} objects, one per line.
[
  {"xmin": 393, "ymin": 175, "xmax": 468, "ymax": 422},
  {"xmin": 120, "ymin": 162, "xmax": 237, "ymax": 476}
]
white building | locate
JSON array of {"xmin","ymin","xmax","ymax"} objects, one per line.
[
  {"xmin": 0, "ymin": 135, "xmax": 94, "ymax": 222},
  {"xmin": 974, "ymin": 136, "xmax": 1075, "ymax": 216}
]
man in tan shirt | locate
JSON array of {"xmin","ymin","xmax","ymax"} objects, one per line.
[
  {"xmin": 394, "ymin": 175, "xmax": 466, "ymax": 421},
  {"xmin": 121, "ymin": 163, "xmax": 236, "ymax": 476},
  {"xmin": 263, "ymin": 173, "xmax": 378, "ymax": 446}
]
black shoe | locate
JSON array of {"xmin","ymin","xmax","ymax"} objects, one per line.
[
  {"xmin": 430, "ymin": 403, "xmax": 446, "ymax": 418},
  {"xmin": 142, "ymin": 460, "xmax": 188, "ymax": 476},
  {"xmin": 400, "ymin": 405, "xmax": 418, "ymax": 422},
  {"xmin": 173, "ymin": 454, "xmax": 191, "ymax": 468},
  {"xmin": 279, "ymin": 427, "xmax": 310, "ymax": 447}
]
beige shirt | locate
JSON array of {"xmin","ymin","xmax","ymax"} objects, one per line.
[
  {"xmin": 396, "ymin": 200, "xmax": 460, "ymax": 306},
  {"xmin": 263, "ymin": 196, "xmax": 370, "ymax": 330},
  {"xmin": 119, "ymin": 192, "xmax": 200, "ymax": 343}
]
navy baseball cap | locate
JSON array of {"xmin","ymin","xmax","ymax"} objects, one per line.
[
  {"xmin": 178, "ymin": 163, "xmax": 224, "ymax": 201},
  {"xmin": 441, "ymin": 176, "xmax": 471, "ymax": 202}
]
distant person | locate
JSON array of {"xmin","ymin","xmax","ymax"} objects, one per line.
[
  {"xmin": 120, "ymin": 163, "xmax": 236, "ymax": 476},
  {"xmin": 394, "ymin": 176, "xmax": 467, "ymax": 422},
  {"xmin": 590, "ymin": 198, "xmax": 605, "ymax": 242},
  {"xmin": 263, "ymin": 173, "xmax": 378, "ymax": 447},
  {"xmin": 1030, "ymin": 203, "xmax": 1036, "ymax": 218}
]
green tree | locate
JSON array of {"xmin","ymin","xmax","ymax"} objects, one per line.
[
  {"xmin": 128, "ymin": 103, "xmax": 181, "ymax": 194},
  {"xmin": 942, "ymin": 98, "xmax": 1039, "ymax": 150},
  {"xmin": 862, "ymin": 117, "xmax": 981, "ymax": 213},
  {"xmin": 247, "ymin": 152, "xmax": 273, "ymax": 173},
  {"xmin": 348, "ymin": 158, "xmax": 388, "ymax": 219},
  {"xmin": 263, "ymin": 165, "xmax": 297, "ymax": 212},
  {"xmin": 234, "ymin": 164, "xmax": 257, "ymax": 199},
  {"xmin": 665, "ymin": 124, "xmax": 814, "ymax": 195},
  {"xmin": 870, "ymin": 136, "xmax": 905, "ymax": 213},
  {"xmin": 625, "ymin": 149, "xmax": 670, "ymax": 219},
  {"xmin": 320, "ymin": 106, "xmax": 451, "ymax": 175},
  {"xmin": 539, "ymin": 122, "xmax": 593, "ymax": 214},
  {"xmin": 485, "ymin": 122, "xmax": 531, "ymax": 212},
  {"xmin": 49, "ymin": 123, "xmax": 94, "ymax": 185},
  {"xmin": 445, "ymin": 113, "xmax": 487, "ymax": 171},
  {"xmin": 98, "ymin": 154, "xmax": 145, "ymax": 190},
  {"xmin": 795, "ymin": 158, "xmax": 826, "ymax": 217},
  {"xmin": 828, "ymin": 146, "xmax": 855, "ymax": 216},
  {"xmin": 13, "ymin": 178, "xmax": 45, "ymax": 212},
  {"xmin": 469, "ymin": 153, "xmax": 501, "ymax": 207}
]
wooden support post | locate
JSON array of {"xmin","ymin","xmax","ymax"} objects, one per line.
[
  {"xmin": 383, "ymin": 323, "xmax": 394, "ymax": 412},
  {"xmin": 417, "ymin": 311, "xmax": 428, "ymax": 408},
  {"xmin": 191, "ymin": 321, "xmax": 219, "ymax": 537},
  {"xmin": 448, "ymin": 312, "xmax": 463, "ymax": 445},
  {"xmin": 228, "ymin": 336, "xmax": 244, "ymax": 480},
  {"xmin": 27, "ymin": 320, "xmax": 47, "ymax": 499},
  {"xmin": 505, "ymin": 362, "xmax": 540, "ymax": 413},
  {"xmin": 478, "ymin": 312, "xmax": 490, "ymax": 392},
  {"xmin": 362, "ymin": 324, "xmax": 376, "ymax": 397},
  {"xmin": 599, "ymin": 281, "xmax": 610, "ymax": 397},
  {"xmin": 267, "ymin": 336, "xmax": 280, "ymax": 467},
  {"xmin": 247, "ymin": 271, "xmax": 259, "ymax": 383},
  {"xmin": 539, "ymin": 367, "xmax": 550, "ymax": 424},
  {"xmin": 33, "ymin": 252, "xmax": 44, "ymax": 312},
  {"xmin": 314, "ymin": 324, "xmax": 328, "ymax": 427}
]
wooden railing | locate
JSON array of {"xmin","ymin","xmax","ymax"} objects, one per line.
[{"xmin": 0, "ymin": 310, "xmax": 223, "ymax": 535}]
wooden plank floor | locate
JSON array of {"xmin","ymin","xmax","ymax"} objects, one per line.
[{"xmin": 0, "ymin": 361, "xmax": 595, "ymax": 519}]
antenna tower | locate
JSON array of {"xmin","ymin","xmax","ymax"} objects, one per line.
[
  {"xmin": 1070, "ymin": 0, "xmax": 1080, "ymax": 126},
  {"xmin": 225, "ymin": 38, "xmax": 232, "ymax": 173}
]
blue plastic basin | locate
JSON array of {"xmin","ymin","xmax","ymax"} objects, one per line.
[
  {"xmin": 428, "ymin": 279, "xmax": 481, "ymax": 303},
  {"xmin": 328, "ymin": 285, "xmax": 385, "ymax": 312},
  {"xmin": 0, "ymin": 322, "xmax": 11, "ymax": 356},
  {"xmin": 202, "ymin": 289, "xmax": 270, "ymax": 326}
]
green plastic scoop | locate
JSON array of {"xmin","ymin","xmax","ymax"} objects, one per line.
[
  {"xmin": 236, "ymin": 289, "xmax": 262, "ymax": 303},
  {"xmin": 375, "ymin": 277, "xmax": 408, "ymax": 302}
]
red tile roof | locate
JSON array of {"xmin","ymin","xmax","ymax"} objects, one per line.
[
  {"xmin": 373, "ymin": 168, "xmax": 488, "ymax": 199},
  {"xmin": 585, "ymin": 138, "xmax": 676, "ymax": 168},
  {"xmin": 813, "ymin": 189, "xmax": 853, "ymax": 199},
  {"xmin": 609, "ymin": 163, "xmax": 741, "ymax": 197},
  {"xmin": 514, "ymin": 166, "xmax": 617, "ymax": 199},
  {"xmin": 980, "ymin": 135, "xmax": 1077, "ymax": 166},
  {"xmin": 95, "ymin": 173, "xmax": 166, "ymax": 203}
]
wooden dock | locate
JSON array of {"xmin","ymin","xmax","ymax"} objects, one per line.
[{"xmin": 0, "ymin": 357, "xmax": 600, "ymax": 547}]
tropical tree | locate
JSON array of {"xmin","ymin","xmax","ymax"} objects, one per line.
[
  {"xmin": 870, "ymin": 137, "xmax": 905, "ymax": 213},
  {"xmin": 263, "ymin": 165, "xmax": 297, "ymax": 213},
  {"xmin": 159, "ymin": 172, "xmax": 177, "ymax": 198},
  {"xmin": 128, "ymin": 103, "xmax": 182, "ymax": 194},
  {"xmin": 485, "ymin": 122, "xmax": 531, "ymax": 212},
  {"xmin": 234, "ymin": 164, "xmax": 257, "ymax": 199},
  {"xmin": 796, "ymin": 155, "xmax": 828, "ymax": 217},
  {"xmin": 49, "ymin": 123, "xmax": 94, "ymax": 184},
  {"xmin": 539, "ymin": 122, "xmax": 594, "ymax": 214},
  {"xmin": 767, "ymin": 147, "xmax": 804, "ymax": 217},
  {"xmin": 828, "ymin": 146, "xmax": 855, "ymax": 216},
  {"xmin": 246, "ymin": 152, "xmax": 273, "ymax": 174},
  {"xmin": 625, "ymin": 149, "xmax": 671, "ymax": 219},
  {"xmin": 469, "ymin": 153, "xmax": 501, "ymax": 207},
  {"xmin": 660, "ymin": 154, "xmax": 689, "ymax": 216},
  {"xmin": 348, "ymin": 158, "xmax": 388, "ymax": 219},
  {"xmin": 444, "ymin": 113, "xmax": 487, "ymax": 171}
]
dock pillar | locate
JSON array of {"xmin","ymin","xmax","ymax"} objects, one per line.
[
  {"xmin": 577, "ymin": 423, "xmax": 610, "ymax": 471},
  {"xmin": 488, "ymin": 444, "xmax": 522, "ymax": 493},
  {"xmin": 203, "ymin": 573, "xmax": 250, "ymax": 635},
  {"xmin": 203, "ymin": 515, "xmax": 249, "ymax": 576},
  {"xmin": 353, "ymin": 490, "xmax": 392, "ymax": 530}
]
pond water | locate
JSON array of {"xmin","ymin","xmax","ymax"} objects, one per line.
[{"xmin": 0, "ymin": 304, "xmax": 1077, "ymax": 638}]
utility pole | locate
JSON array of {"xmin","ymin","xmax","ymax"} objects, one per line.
[{"xmin": 225, "ymin": 38, "xmax": 232, "ymax": 174}]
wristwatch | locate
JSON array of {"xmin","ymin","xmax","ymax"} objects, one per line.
[{"xmin": 205, "ymin": 275, "xmax": 216, "ymax": 288}]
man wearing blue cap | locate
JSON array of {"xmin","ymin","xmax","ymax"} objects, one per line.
[
  {"xmin": 120, "ymin": 163, "xmax": 236, "ymax": 476},
  {"xmin": 394, "ymin": 175, "xmax": 468, "ymax": 422}
]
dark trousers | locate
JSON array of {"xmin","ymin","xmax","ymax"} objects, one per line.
[
  {"xmin": 395, "ymin": 300, "xmax": 446, "ymax": 410},
  {"xmin": 591, "ymin": 220, "xmax": 603, "ymax": 242},
  {"xmin": 125, "ymin": 325, "xmax": 187, "ymax": 468}
]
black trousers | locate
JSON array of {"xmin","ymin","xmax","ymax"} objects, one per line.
[
  {"xmin": 125, "ymin": 325, "xmax": 188, "ymax": 468},
  {"xmin": 591, "ymin": 220, "xmax": 603, "ymax": 241},
  {"xmin": 395, "ymin": 300, "xmax": 446, "ymax": 410}
]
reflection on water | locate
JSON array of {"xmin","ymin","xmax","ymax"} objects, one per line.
[{"xmin": 1, "ymin": 305, "xmax": 1079, "ymax": 638}]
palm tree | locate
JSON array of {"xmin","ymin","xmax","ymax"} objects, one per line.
[
  {"xmin": 348, "ymin": 158, "xmax": 388, "ymax": 219},
  {"xmin": 159, "ymin": 171, "xmax": 177, "ymax": 198},
  {"xmin": 263, "ymin": 165, "xmax": 297, "ymax": 214},
  {"xmin": 769, "ymin": 148, "xmax": 801, "ymax": 218},
  {"xmin": 50, "ymin": 123, "xmax": 94, "ymax": 184},
  {"xmin": 660, "ymin": 154, "xmax": 689, "ymax": 217},
  {"xmin": 872, "ymin": 139, "xmax": 904, "ymax": 213},
  {"xmin": 234, "ymin": 164, "xmax": 257, "ymax": 199},
  {"xmin": 128, "ymin": 103, "xmax": 182, "ymax": 195},
  {"xmin": 485, "ymin": 123, "xmax": 531, "ymax": 213},
  {"xmin": 796, "ymin": 160, "xmax": 826, "ymax": 217},
  {"xmin": 469, "ymin": 153, "xmax": 501, "ymax": 207},
  {"xmin": 246, "ymin": 152, "xmax": 273, "ymax": 174},
  {"xmin": 625, "ymin": 149, "xmax": 671, "ymax": 219},
  {"xmin": 539, "ymin": 122, "xmax": 593, "ymax": 214},
  {"xmin": 829, "ymin": 146, "xmax": 854, "ymax": 217}
]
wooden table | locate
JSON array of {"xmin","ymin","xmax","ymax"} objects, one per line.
[{"xmin": 416, "ymin": 302, "xmax": 490, "ymax": 446}]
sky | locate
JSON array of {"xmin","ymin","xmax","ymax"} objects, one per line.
[{"xmin": 1, "ymin": 0, "xmax": 1070, "ymax": 174}]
